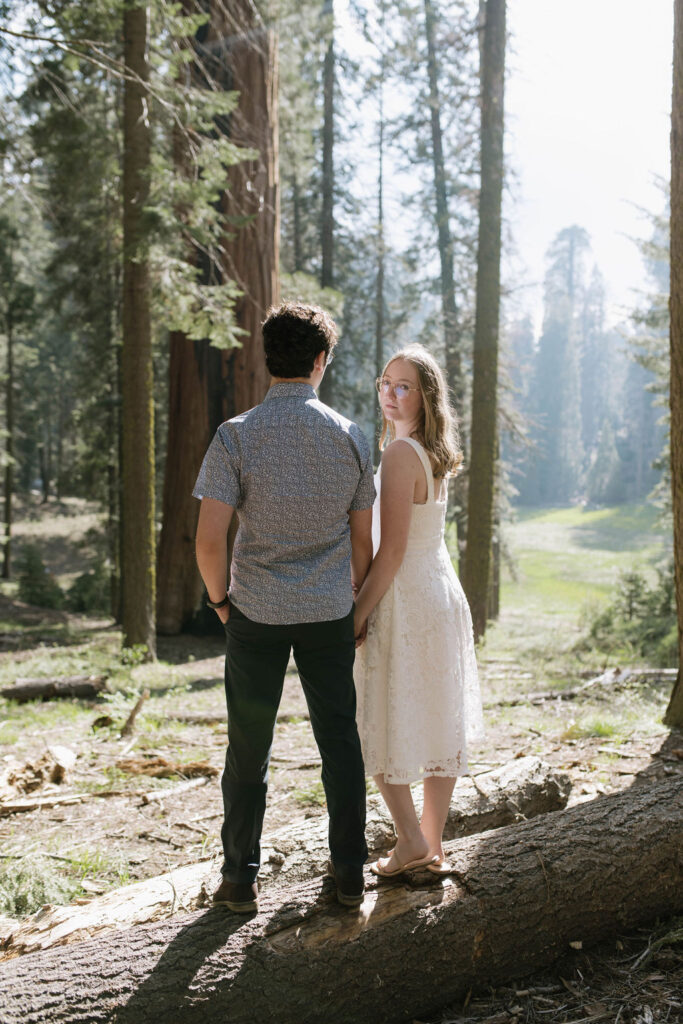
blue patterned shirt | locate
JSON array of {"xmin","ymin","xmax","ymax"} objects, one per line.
[{"xmin": 193, "ymin": 382, "xmax": 376, "ymax": 624}]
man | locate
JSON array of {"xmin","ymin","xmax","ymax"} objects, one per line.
[{"xmin": 193, "ymin": 301, "xmax": 375, "ymax": 912}]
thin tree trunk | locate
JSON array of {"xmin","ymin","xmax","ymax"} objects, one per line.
[
  {"xmin": 374, "ymin": 27, "xmax": 386, "ymax": 466},
  {"xmin": 1, "ymin": 779, "xmax": 680, "ymax": 1024},
  {"xmin": 665, "ymin": 0, "xmax": 683, "ymax": 726},
  {"xmin": 317, "ymin": 0, "xmax": 335, "ymax": 407},
  {"xmin": 2, "ymin": 313, "xmax": 13, "ymax": 579},
  {"xmin": 121, "ymin": 1, "xmax": 156, "ymax": 656},
  {"xmin": 292, "ymin": 170, "xmax": 303, "ymax": 273},
  {"xmin": 462, "ymin": 0, "xmax": 506, "ymax": 640},
  {"xmin": 423, "ymin": 0, "xmax": 460, "ymax": 405}
]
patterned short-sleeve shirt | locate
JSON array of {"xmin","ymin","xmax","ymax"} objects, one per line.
[{"xmin": 193, "ymin": 382, "xmax": 376, "ymax": 625}]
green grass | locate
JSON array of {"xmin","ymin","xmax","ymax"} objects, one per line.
[
  {"xmin": 292, "ymin": 780, "xmax": 326, "ymax": 807},
  {"xmin": 482, "ymin": 503, "xmax": 670, "ymax": 665}
]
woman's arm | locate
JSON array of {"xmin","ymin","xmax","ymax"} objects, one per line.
[{"xmin": 353, "ymin": 441, "xmax": 421, "ymax": 635}]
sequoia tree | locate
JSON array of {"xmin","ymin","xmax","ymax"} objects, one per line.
[
  {"xmin": 462, "ymin": 0, "xmax": 505, "ymax": 639},
  {"xmin": 156, "ymin": 0, "xmax": 279, "ymax": 633}
]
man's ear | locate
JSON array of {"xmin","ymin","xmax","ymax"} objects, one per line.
[{"xmin": 314, "ymin": 350, "xmax": 327, "ymax": 373}]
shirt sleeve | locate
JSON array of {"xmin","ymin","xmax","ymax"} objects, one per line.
[
  {"xmin": 192, "ymin": 425, "xmax": 241, "ymax": 507},
  {"xmin": 349, "ymin": 433, "xmax": 377, "ymax": 511}
]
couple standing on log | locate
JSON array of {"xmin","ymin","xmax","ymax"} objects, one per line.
[{"xmin": 193, "ymin": 302, "xmax": 483, "ymax": 912}]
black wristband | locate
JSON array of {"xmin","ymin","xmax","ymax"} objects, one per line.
[{"xmin": 206, "ymin": 594, "xmax": 229, "ymax": 610}]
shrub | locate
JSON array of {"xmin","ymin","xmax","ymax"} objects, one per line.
[
  {"xmin": 588, "ymin": 563, "xmax": 677, "ymax": 666},
  {"xmin": 66, "ymin": 560, "xmax": 111, "ymax": 614},
  {"xmin": 17, "ymin": 545, "xmax": 64, "ymax": 609}
]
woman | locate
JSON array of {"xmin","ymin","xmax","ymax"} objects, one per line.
[{"xmin": 353, "ymin": 344, "xmax": 483, "ymax": 876}]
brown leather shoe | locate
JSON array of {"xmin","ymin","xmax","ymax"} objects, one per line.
[{"xmin": 212, "ymin": 877, "xmax": 258, "ymax": 913}]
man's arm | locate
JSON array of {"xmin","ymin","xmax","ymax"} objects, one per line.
[
  {"xmin": 195, "ymin": 497, "xmax": 234, "ymax": 623},
  {"xmin": 349, "ymin": 507, "xmax": 373, "ymax": 594}
]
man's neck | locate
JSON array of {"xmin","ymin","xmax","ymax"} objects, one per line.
[{"xmin": 270, "ymin": 376, "xmax": 315, "ymax": 386}]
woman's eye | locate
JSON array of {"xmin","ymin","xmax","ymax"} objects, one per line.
[{"xmin": 395, "ymin": 385, "xmax": 407, "ymax": 398}]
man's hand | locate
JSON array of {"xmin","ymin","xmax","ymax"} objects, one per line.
[
  {"xmin": 354, "ymin": 610, "xmax": 367, "ymax": 648},
  {"xmin": 215, "ymin": 600, "xmax": 230, "ymax": 625}
]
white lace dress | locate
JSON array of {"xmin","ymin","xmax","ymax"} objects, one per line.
[{"xmin": 354, "ymin": 438, "xmax": 483, "ymax": 784}]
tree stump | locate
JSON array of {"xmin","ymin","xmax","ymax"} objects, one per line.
[{"xmin": 0, "ymin": 777, "xmax": 680, "ymax": 1024}]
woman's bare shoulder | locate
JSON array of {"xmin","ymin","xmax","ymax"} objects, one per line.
[{"xmin": 380, "ymin": 439, "xmax": 423, "ymax": 474}]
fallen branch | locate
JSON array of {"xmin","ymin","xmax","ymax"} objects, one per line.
[
  {"xmin": 120, "ymin": 691, "xmax": 149, "ymax": 737},
  {"xmin": 0, "ymin": 777, "xmax": 680, "ymax": 1024},
  {"xmin": 0, "ymin": 776, "xmax": 211, "ymax": 817},
  {"xmin": 1, "ymin": 675, "xmax": 109, "ymax": 703},
  {"xmin": 0, "ymin": 757, "xmax": 569, "ymax": 958}
]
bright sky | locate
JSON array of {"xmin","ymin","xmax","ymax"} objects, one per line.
[{"xmin": 505, "ymin": 0, "xmax": 673, "ymax": 329}]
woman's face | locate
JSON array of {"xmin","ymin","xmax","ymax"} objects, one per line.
[{"xmin": 378, "ymin": 358, "xmax": 423, "ymax": 430}]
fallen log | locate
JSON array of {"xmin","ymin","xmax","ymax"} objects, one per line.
[
  {"xmin": 0, "ymin": 777, "xmax": 680, "ymax": 1024},
  {"xmin": 0, "ymin": 756, "xmax": 569, "ymax": 959},
  {"xmin": 1, "ymin": 675, "xmax": 109, "ymax": 702}
]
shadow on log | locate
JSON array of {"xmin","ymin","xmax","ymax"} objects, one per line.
[
  {"xmin": 0, "ymin": 757, "xmax": 569, "ymax": 959},
  {"xmin": 0, "ymin": 778, "xmax": 681, "ymax": 1024}
]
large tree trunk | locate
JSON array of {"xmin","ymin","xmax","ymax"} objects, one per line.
[
  {"xmin": 666, "ymin": 0, "xmax": 683, "ymax": 726},
  {"xmin": 1, "ymin": 778, "xmax": 680, "ymax": 1024},
  {"xmin": 462, "ymin": 0, "xmax": 505, "ymax": 640},
  {"xmin": 217, "ymin": 0, "xmax": 279, "ymax": 419},
  {"xmin": 121, "ymin": 1, "xmax": 156, "ymax": 656},
  {"xmin": 317, "ymin": 0, "xmax": 335, "ymax": 407},
  {"xmin": 156, "ymin": 0, "xmax": 279, "ymax": 634},
  {"xmin": 0, "ymin": 757, "xmax": 569, "ymax": 959},
  {"xmin": 423, "ymin": 0, "xmax": 460, "ymax": 406}
]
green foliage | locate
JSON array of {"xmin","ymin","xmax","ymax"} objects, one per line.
[
  {"xmin": 0, "ymin": 854, "xmax": 79, "ymax": 917},
  {"xmin": 588, "ymin": 564, "xmax": 677, "ymax": 666},
  {"xmin": 17, "ymin": 545, "xmax": 64, "ymax": 609},
  {"xmin": 66, "ymin": 560, "xmax": 111, "ymax": 613}
]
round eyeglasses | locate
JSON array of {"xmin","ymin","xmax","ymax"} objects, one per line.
[{"xmin": 375, "ymin": 377, "xmax": 421, "ymax": 399}]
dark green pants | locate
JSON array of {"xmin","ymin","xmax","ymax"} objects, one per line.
[{"xmin": 221, "ymin": 603, "xmax": 368, "ymax": 884}]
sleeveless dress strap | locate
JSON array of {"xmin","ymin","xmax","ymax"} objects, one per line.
[{"xmin": 397, "ymin": 438, "xmax": 435, "ymax": 503}]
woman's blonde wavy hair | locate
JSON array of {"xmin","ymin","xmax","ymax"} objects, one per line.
[{"xmin": 379, "ymin": 344, "xmax": 463, "ymax": 478}]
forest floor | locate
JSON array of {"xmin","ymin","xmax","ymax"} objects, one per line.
[{"xmin": 1, "ymin": 496, "xmax": 682, "ymax": 1023}]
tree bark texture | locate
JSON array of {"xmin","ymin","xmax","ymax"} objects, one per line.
[
  {"xmin": 156, "ymin": 334, "xmax": 210, "ymax": 634},
  {"xmin": 216, "ymin": 0, "xmax": 279, "ymax": 419},
  {"xmin": 0, "ymin": 778, "xmax": 680, "ymax": 1024},
  {"xmin": 156, "ymin": 1, "xmax": 279, "ymax": 633},
  {"xmin": 121, "ymin": 2, "xmax": 156, "ymax": 656},
  {"xmin": 463, "ymin": 0, "xmax": 505, "ymax": 640},
  {"xmin": 423, "ymin": 0, "xmax": 460, "ymax": 406},
  {"xmin": 666, "ymin": 0, "xmax": 683, "ymax": 726},
  {"xmin": 0, "ymin": 757, "xmax": 569, "ymax": 960}
]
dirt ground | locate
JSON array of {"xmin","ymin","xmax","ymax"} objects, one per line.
[{"xmin": 1, "ymin": 590, "xmax": 682, "ymax": 1021}]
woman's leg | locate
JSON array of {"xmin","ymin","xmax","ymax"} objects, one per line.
[
  {"xmin": 373, "ymin": 774, "xmax": 429, "ymax": 870},
  {"xmin": 421, "ymin": 776, "xmax": 456, "ymax": 862}
]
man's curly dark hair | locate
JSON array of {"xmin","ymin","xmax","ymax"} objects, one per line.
[{"xmin": 262, "ymin": 301, "xmax": 338, "ymax": 378}]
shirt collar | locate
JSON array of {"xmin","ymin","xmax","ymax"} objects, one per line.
[{"xmin": 264, "ymin": 381, "xmax": 317, "ymax": 402}]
